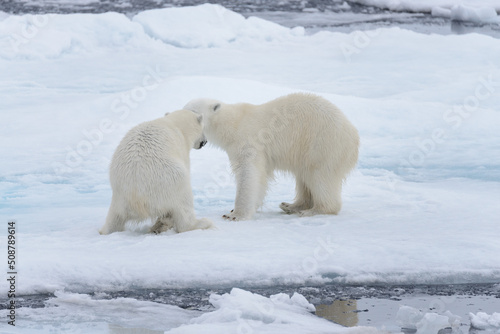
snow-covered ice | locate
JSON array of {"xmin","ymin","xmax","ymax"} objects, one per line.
[
  {"xmin": 350, "ymin": 0, "xmax": 500, "ymax": 24},
  {"xmin": 470, "ymin": 311, "xmax": 500, "ymax": 331},
  {"xmin": 431, "ymin": 4, "xmax": 500, "ymax": 24},
  {"xmin": 6, "ymin": 288, "xmax": 387, "ymax": 334},
  {"xmin": 397, "ymin": 305, "xmax": 462, "ymax": 334},
  {"xmin": 166, "ymin": 288, "xmax": 383, "ymax": 334},
  {"xmin": 0, "ymin": 3, "xmax": 499, "ymax": 333},
  {"xmin": 350, "ymin": 0, "xmax": 500, "ymax": 14},
  {"xmin": 133, "ymin": 4, "xmax": 304, "ymax": 48}
]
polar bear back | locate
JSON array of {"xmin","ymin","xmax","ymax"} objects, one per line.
[
  {"xmin": 258, "ymin": 93, "xmax": 357, "ymax": 169},
  {"xmin": 109, "ymin": 112, "xmax": 195, "ymax": 219},
  {"xmin": 206, "ymin": 93, "xmax": 359, "ymax": 177}
]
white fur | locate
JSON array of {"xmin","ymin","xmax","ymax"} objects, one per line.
[
  {"xmin": 185, "ymin": 93, "xmax": 359, "ymax": 220},
  {"xmin": 99, "ymin": 109, "xmax": 213, "ymax": 235}
]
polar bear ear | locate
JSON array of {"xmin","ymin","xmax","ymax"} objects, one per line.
[{"xmin": 212, "ymin": 103, "xmax": 221, "ymax": 112}]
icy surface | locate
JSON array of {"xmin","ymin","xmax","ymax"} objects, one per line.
[
  {"xmin": 350, "ymin": 0, "xmax": 500, "ymax": 24},
  {"xmin": 3, "ymin": 288, "xmax": 382, "ymax": 333},
  {"xmin": 350, "ymin": 0, "xmax": 500, "ymax": 13},
  {"xmin": 449, "ymin": 5, "xmax": 499, "ymax": 23},
  {"xmin": 0, "ymin": 0, "xmax": 499, "ymax": 315},
  {"xmin": 5, "ymin": 290, "xmax": 200, "ymax": 332},
  {"xmin": 166, "ymin": 288, "xmax": 382, "ymax": 334},
  {"xmin": 133, "ymin": 4, "xmax": 304, "ymax": 48},
  {"xmin": 470, "ymin": 311, "xmax": 500, "ymax": 330},
  {"xmin": 397, "ymin": 306, "xmax": 462, "ymax": 333}
]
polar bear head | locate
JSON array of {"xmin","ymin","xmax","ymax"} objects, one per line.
[
  {"xmin": 184, "ymin": 98, "xmax": 226, "ymax": 146},
  {"xmin": 167, "ymin": 109, "xmax": 207, "ymax": 150},
  {"xmin": 184, "ymin": 98, "xmax": 221, "ymax": 117}
]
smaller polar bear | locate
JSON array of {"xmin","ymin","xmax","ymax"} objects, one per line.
[
  {"xmin": 99, "ymin": 109, "xmax": 213, "ymax": 235},
  {"xmin": 184, "ymin": 93, "xmax": 359, "ymax": 220}
]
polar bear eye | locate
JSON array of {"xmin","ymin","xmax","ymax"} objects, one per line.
[
  {"xmin": 197, "ymin": 114, "xmax": 203, "ymax": 124},
  {"xmin": 213, "ymin": 103, "xmax": 221, "ymax": 112}
]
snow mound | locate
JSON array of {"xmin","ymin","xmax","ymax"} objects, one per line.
[
  {"xmin": 168, "ymin": 288, "xmax": 382, "ymax": 334},
  {"xmin": 469, "ymin": 312, "xmax": 500, "ymax": 330},
  {"xmin": 132, "ymin": 4, "xmax": 304, "ymax": 48},
  {"xmin": 0, "ymin": 12, "xmax": 160, "ymax": 59},
  {"xmin": 432, "ymin": 4, "xmax": 499, "ymax": 23},
  {"xmin": 397, "ymin": 306, "xmax": 461, "ymax": 333},
  {"xmin": 450, "ymin": 5, "xmax": 499, "ymax": 23},
  {"xmin": 0, "ymin": 4, "xmax": 305, "ymax": 59}
]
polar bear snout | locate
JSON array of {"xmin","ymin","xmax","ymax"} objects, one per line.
[
  {"xmin": 197, "ymin": 139, "xmax": 207, "ymax": 149},
  {"xmin": 194, "ymin": 136, "xmax": 207, "ymax": 150}
]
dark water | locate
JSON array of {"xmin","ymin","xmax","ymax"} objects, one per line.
[
  {"xmin": 0, "ymin": 0, "xmax": 405, "ymax": 14},
  {"xmin": 7, "ymin": 283, "xmax": 498, "ymax": 310}
]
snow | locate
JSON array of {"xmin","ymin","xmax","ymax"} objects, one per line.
[
  {"xmin": 349, "ymin": 0, "xmax": 500, "ymax": 13},
  {"xmin": 449, "ymin": 5, "xmax": 499, "ymax": 23},
  {"xmin": 397, "ymin": 306, "xmax": 462, "ymax": 333},
  {"xmin": 133, "ymin": 4, "xmax": 304, "ymax": 48},
  {"xmin": 350, "ymin": 0, "xmax": 500, "ymax": 24},
  {"xmin": 0, "ymin": 3, "xmax": 500, "ymax": 333},
  {"xmin": 470, "ymin": 312, "xmax": 500, "ymax": 331}
]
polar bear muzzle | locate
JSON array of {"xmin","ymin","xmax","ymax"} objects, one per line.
[
  {"xmin": 195, "ymin": 135, "xmax": 207, "ymax": 149},
  {"xmin": 198, "ymin": 139, "xmax": 207, "ymax": 149}
]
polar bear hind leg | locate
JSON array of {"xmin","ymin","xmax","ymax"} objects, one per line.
[
  {"xmin": 170, "ymin": 207, "xmax": 213, "ymax": 233},
  {"xmin": 280, "ymin": 177, "xmax": 313, "ymax": 214},
  {"xmin": 99, "ymin": 196, "xmax": 130, "ymax": 235},
  {"xmin": 298, "ymin": 171, "xmax": 343, "ymax": 217},
  {"xmin": 167, "ymin": 180, "xmax": 214, "ymax": 232},
  {"xmin": 149, "ymin": 214, "xmax": 175, "ymax": 234}
]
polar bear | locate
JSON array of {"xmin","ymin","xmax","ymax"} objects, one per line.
[
  {"xmin": 184, "ymin": 93, "xmax": 359, "ymax": 220},
  {"xmin": 99, "ymin": 109, "xmax": 213, "ymax": 235}
]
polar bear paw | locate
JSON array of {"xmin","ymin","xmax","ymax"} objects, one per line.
[
  {"xmin": 297, "ymin": 209, "xmax": 316, "ymax": 217},
  {"xmin": 280, "ymin": 202, "xmax": 298, "ymax": 214},
  {"xmin": 280, "ymin": 202, "xmax": 311, "ymax": 214},
  {"xmin": 150, "ymin": 216, "xmax": 174, "ymax": 234},
  {"xmin": 196, "ymin": 218, "xmax": 215, "ymax": 230},
  {"xmin": 222, "ymin": 209, "xmax": 249, "ymax": 221}
]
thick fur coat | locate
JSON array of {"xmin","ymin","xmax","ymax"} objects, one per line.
[{"xmin": 185, "ymin": 93, "xmax": 359, "ymax": 220}]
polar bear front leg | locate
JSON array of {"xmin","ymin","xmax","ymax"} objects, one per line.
[{"xmin": 224, "ymin": 159, "xmax": 267, "ymax": 221}]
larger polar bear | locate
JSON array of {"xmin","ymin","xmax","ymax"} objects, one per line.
[
  {"xmin": 185, "ymin": 93, "xmax": 359, "ymax": 220},
  {"xmin": 99, "ymin": 109, "xmax": 213, "ymax": 235}
]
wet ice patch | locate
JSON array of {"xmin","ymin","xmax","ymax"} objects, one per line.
[{"xmin": 1, "ymin": 290, "xmax": 199, "ymax": 333}]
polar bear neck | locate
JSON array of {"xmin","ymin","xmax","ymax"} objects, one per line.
[
  {"xmin": 166, "ymin": 110, "xmax": 202, "ymax": 150},
  {"xmin": 205, "ymin": 103, "xmax": 254, "ymax": 151}
]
